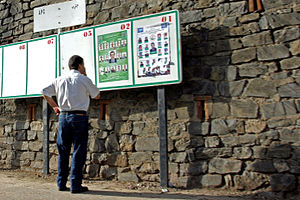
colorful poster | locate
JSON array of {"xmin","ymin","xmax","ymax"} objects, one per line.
[
  {"xmin": 136, "ymin": 23, "xmax": 171, "ymax": 78},
  {"xmin": 97, "ymin": 31, "xmax": 129, "ymax": 83}
]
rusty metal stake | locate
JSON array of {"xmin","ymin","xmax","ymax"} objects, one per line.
[
  {"xmin": 257, "ymin": 0, "xmax": 263, "ymax": 11},
  {"xmin": 249, "ymin": 0, "xmax": 255, "ymax": 12}
]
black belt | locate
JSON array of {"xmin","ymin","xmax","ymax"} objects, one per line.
[{"xmin": 60, "ymin": 110, "xmax": 87, "ymax": 115}]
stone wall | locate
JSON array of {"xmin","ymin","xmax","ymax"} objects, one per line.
[{"xmin": 0, "ymin": 0, "xmax": 300, "ymax": 193}]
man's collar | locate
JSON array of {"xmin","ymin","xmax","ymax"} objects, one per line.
[{"xmin": 70, "ymin": 69, "xmax": 80, "ymax": 74}]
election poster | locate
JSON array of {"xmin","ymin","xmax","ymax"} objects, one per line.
[
  {"xmin": 97, "ymin": 31, "xmax": 129, "ymax": 82},
  {"xmin": 94, "ymin": 22, "xmax": 133, "ymax": 90},
  {"xmin": 136, "ymin": 23, "xmax": 171, "ymax": 78},
  {"xmin": 132, "ymin": 11, "xmax": 181, "ymax": 86}
]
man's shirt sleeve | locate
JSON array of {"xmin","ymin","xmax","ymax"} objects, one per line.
[
  {"xmin": 84, "ymin": 77, "xmax": 100, "ymax": 98},
  {"xmin": 42, "ymin": 81, "xmax": 56, "ymax": 97}
]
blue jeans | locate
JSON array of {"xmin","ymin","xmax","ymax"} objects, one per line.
[{"xmin": 56, "ymin": 114, "xmax": 88, "ymax": 190}]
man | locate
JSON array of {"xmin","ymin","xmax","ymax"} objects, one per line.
[
  {"xmin": 108, "ymin": 50, "xmax": 117, "ymax": 63},
  {"xmin": 150, "ymin": 42, "xmax": 157, "ymax": 54},
  {"xmin": 42, "ymin": 55, "xmax": 100, "ymax": 193}
]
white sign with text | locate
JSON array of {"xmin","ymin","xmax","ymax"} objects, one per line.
[{"xmin": 34, "ymin": 0, "xmax": 86, "ymax": 32}]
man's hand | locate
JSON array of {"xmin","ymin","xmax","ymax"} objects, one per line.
[
  {"xmin": 53, "ymin": 107, "xmax": 60, "ymax": 115},
  {"xmin": 43, "ymin": 95, "xmax": 60, "ymax": 116},
  {"xmin": 79, "ymin": 64, "xmax": 87, "ymax": 76},
  {"xmin": 94, "ymin": 92, "xmax": 101, "ymax": 100},
  {"xmin": 81, "ymin": 67, "xmax": 87, "ymax": 76}
]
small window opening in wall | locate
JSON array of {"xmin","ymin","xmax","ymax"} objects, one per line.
[
  {"xmin": 194, "ymin": 96, "xmax": 212, "ymax": 122},
  {"xmin": 66, "ymin": 26, "xmax": 76, "ymax": 31},
  {"xmin": 99, "ymin": 100, "xmax": 111, "ymax": 120},
  {"xmin": 5, "ymin": 36, "xmax": 13, "ymax": 44},
  {"xmin": 248, "ymin": 0, "xmax": 263, "ymax": 12},
  {"xmin": 27, "ymin": 104, "xmax": 37, "ymax": 122}
]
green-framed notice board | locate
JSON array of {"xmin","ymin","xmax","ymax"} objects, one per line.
[
  {"xmin": 0, "ymin": 36, "xmax": 57, "ymax": 99},
  {"xmin": 59, "ymin": 10, "xmax": 182, "ymax": 91},
  {"xmin": 0, "ymin": 10, "xmax": 181, "ymax": 99}
]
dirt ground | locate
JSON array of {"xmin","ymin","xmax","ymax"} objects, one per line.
[{"xmin": 0, "ymin": 169, "xmax": 299, "ymax": 200}]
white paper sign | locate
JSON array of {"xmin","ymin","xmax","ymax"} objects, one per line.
[
  {"xmin": 59, "ymin": 28, "xmax": 96, "ymax": 84},
  {"xmin": 27, "ymin": 37, "xmax": 57, "ymax": 95},
  {"xmin": 34, "ymin": 0, "xmax": 86, "ymax": 32},
  {"xmin": 2, "ymin": 43, "xmax": 27, "ymax": 97}
]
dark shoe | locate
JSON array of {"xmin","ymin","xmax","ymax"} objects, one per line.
[
  {"xmin": 71, "ymin": 186, "xmax": 88, "ymax": 194},
  {"xmin": 58, "ymin": 187, "xmax": 70, "ymax": 191}
]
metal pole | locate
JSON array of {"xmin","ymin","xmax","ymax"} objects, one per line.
[
  {"xmin": 42, "ymin": 28, "xmax": 60, "ymax": 175},
  {"xmin": 42, "ymin": 98, "xmax": 50, "ymax": 175},
  {"xmin": 157, "ymin": 86, "xmax": 168, "ymax": 191}
]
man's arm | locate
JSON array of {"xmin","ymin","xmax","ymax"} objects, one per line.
[
  {"xmin": 42, "ymin": 95, "xmax": 60, "ymax": 115},
  {"xmin": 94, "ymin": 92, "xmax": 101, "ymax": 100}
]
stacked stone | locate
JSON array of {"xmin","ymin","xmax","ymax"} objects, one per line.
[
  {"xmin": 0, "ymin": 120, "xmax": 44, "ymax": 170},
  {"xmin": 0, "ymin": 0, "xmax": 299, "ymax": 193},
  {"xmin": 179, "ymin": 0, "xmax": 300, "ymax": 191},
  {"xmin": 0, "ymin": 0, "xmax": 34, "ymax": 44}
]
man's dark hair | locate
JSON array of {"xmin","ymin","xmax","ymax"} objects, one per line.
[{"xmin": 68, "ymin": 55, "xmax": 83, "ymax": 70}]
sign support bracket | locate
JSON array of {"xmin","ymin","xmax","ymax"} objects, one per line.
[
  {"xmin": 43, "ymin": 28, "xmax": 61, "ymax": 175},
  {"xmin": 42, "ymin": 98, "xmax": 50, "ymax": 175},
  {"xmin": 157, "ymin": 86, "xmax": 168, "ymax": 191}
]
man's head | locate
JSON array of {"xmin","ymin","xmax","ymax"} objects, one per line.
[
  {"xmin": 110, "ymin": 51, "xmax": 115, "ymax": 59},
  {"xmin": 69, "ymin": 55, "xmax": 83, "ymax": 70},
  {"xmin": 68, "ymin": 55, "xmax": 86, "ymax": 75}
]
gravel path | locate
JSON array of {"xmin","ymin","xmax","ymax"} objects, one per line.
[{"xmin": 0, "ymin": 170, "xmax": 296, "ymax": 200}]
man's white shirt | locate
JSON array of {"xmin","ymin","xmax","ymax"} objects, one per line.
[{"xmin": 42, "ymin": 70, "xmax": 99, "ymax": 111}]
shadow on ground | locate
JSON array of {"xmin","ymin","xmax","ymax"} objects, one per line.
[{"xmin": 84, "ymin": 189, "xmax": 299, "ymax": 200}]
